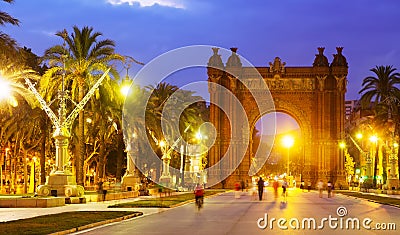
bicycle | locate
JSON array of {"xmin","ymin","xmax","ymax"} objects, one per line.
[
  {"xmin": 194, "ymin": 183, "xmax": 204, "ymax": 211},
  {"xmin": 195, "ymin": 196, "xmax": 204, "ymax": 211}
]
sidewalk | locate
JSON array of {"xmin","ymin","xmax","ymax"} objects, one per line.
[
  {"xmin": 0, "ymin": 194, "xmax": 173, "ymax": 223},
  {"xmin": 357, "ymin": 191, "xmax": 400, "ymax": 199}
]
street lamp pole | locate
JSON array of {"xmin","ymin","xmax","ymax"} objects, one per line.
[
  {"xmin": 369, "ymin": 135, "xmax": 378, "ymax": 187},
  {"xmin": 282, "ymin": 135, "xmax": 294, "ymax": 177},
  {"xmin": 25, "ymin": 68, "xmax": 109, "ymax": 197}
]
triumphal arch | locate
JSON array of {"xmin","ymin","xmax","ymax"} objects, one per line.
[{"xmin": 207, "ymin": 47, "xmax": 348, "ymax": 188}]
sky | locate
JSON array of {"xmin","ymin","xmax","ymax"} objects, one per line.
[{"xmin": 3, "ymin": 0, "xmax": 400, "ymax": 101}]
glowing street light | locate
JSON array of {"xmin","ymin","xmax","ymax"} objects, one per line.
[
  {"xmin": 369, "ymin": 135, "xmax": 378, "ymax": 144},
  {"xmin": 195, "ymin": 131, "xmax": 204, "ymax": 143},
  {"xmin": 282, "ymin": 135, "xmax": 294, "ymax": 176},
  {"xmin": 356, "ymin": 132, "xmax": 363, "ymax": 140},
  {"xmin": 120, "ymin": 64, "xmax": 133, "ymax": 98},
  {"xmin": 159, "ymin": 140, "xmax": 166, "ymax": 148},
  {"xmin": 0, "ymin": 76, "xmax": 11, "ymax": 100},
  {"xmin": 368, "ymin": 135, "xmax": 378, "ymax": 186},
  {"xmin": 339, "ymin": 141, "xmax": 346, "ymax": 149},
  {"xmin": 120, "ymin": 82, "xmax": 131, "ymax": 97}
]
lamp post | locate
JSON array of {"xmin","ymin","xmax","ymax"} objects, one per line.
[
  {"xmin": 25, "ymin": 67, "xmax": 109, "ymax": 197},
  {"xmin": 339, "ymin": 142, "xmax": 348, "ymax": 184},
  {"xmin": 121, "ymin": 130, "xmax": 141, "ymax": 192},
  {"xmin": 282, "ymin": 135, "xmax": 294, "ymax": 177},
  {"xmin": 369, "ymin": 135, "xmax": 378, "ymax": 187},
  {"xmin": 120, "ymin": 68, "xmax": 142, "ymax": 192},
  {"xmin": 159, "ymin": 140, "xmax": 172, "ymax": 186}
]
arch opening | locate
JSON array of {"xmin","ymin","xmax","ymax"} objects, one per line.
[{"xmin": 251, "ymin": 112, "xmax": 303, "ymax": 185}]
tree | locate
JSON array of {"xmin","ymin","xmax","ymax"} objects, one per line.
[
  {"xmin": 86, "ymin": 78, "xmax": 123, "ymax": 184},
  {"xmin": 0, "ymin": 0, "xmax": 20, "ymax": 68},
  {"xmin": 43, "ymin": 26, "xmax": 123, "ymax": 185},
  {"xmin": 344, "ymin": 149, "xmax": 355, "ymax": 184},
  {"xmin": 359, "ymin": 65, "xmax": 400, "ymax": 184},
  {"xmin": 122, "ymin": 82, "xmax": 207, "ymax": 184}
]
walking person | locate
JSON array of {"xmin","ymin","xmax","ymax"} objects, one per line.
[
  {"xmin": 327, "ymin": 181, "xmax": 332, "ymax": 198},
  {"xmin": 240, "ymin": 180, "xmax": 245, "ymax": 192},
  {"xmin": 234, "ymin": 181, "xmax": 241, "ymax": 199},
  {"xmin": 307, "ymin": 181, "xmax": 311, "ymax": 192},
  {"xmin": 273, "ymin": 180, "xmax": 279, "ymax": 199},
  {"xmin": 300, "ymin": 180, "xmax": 304, "ymax": 192},
  {"xmin": 282, "ymin": 178, "xmax": 288, "ymax": 203},
  {"xmin": 317, "ymin": 180, "xmax": 324, "ymax": 198},
  {"xmin": 257, "ymin": 177, "xmax": 265, "ymax": 201}
]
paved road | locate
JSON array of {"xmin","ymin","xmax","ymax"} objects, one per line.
[
  {"xmin": 76, "ymin": 188, "xmax": 400, "ymax": 235},
  {"xmin": 0, "ymin": 196, "xmax": 162, "ymax": 222}
]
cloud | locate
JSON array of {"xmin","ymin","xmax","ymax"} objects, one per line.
[{"xmin": 106, "ymin": 0, "xmax": 186, "ymax": 9}]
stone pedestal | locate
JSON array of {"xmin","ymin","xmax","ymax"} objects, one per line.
[
  {"xmin": 387, "ymin": 178, "xmax": 399, "ymax": 190},
  {"xmin": 37, "ymin": 172, "xmax": 84, "ymax": 197},
  {"xmin": 159, "ymin": 154, "xmax": 172, "ymax": 187},
  {"xmin": 159, "ymin": 174, "xmax": 172, "ymax": 186},
  {"xmin": 335, "ymin": 170, "xmax": 348, "ymax": 189},
  {"xmin": 121, "ymin": 174, "xmax": 141, "ymax": 191}
]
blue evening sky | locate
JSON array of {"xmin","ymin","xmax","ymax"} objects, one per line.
[{"xmin": 3, "ymin": 0, "xmax": 400, "ymax": 106}]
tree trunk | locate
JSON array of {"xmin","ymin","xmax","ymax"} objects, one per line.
[
  {"xmin": 23, "ymin": 150, "xmax": 28, "ymax": 194},
  {"xmin": 77, "ymin": 84, "xmax": 85, "ymax": 186},
  {"xmin": 115, "ymin": 131, "xmax": 124, "ymax": 182},
  {"xmin": 40, "ymin": 118, "xmax": 47, "ymax": 185},
  {"xmin": 97, "ymin": 135, "xmax": 106, "ymax": 181},
  {"xmin": 373, "ymin": 145, "xmax": 379, "ymax": 188}
]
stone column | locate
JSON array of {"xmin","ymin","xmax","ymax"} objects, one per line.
[
  {"xmin": 121, "ymin": 149, "xmax": 141, "ymax": 191},
  {"xmin": 159, "ymin": 152, "xmax": 172, "ymax": 186}
]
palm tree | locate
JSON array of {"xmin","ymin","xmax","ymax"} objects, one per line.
[
  {"xmin": 87, "ymin": 78, "xmax": 123, "ymax": 184},
  {"xmin": 43, "ymin": 26, "xmax": 123, "ymax": 185},
  {"xmin": 359, "ymin": 65, "xmax": 400, "ymax": 185},
  {"xmin": 0, "ymin": 0, "xmax": 20, "ymax": 68},
  {"xmin": 359, "ymin": 65, "xmax": 400, "ymax": 108}
]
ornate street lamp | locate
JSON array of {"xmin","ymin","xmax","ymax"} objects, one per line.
[
  {"xmin": 25, "ymin": 69, "xmax": 110, "ymax": 197},
  {"xmin": 121, "ymin": 130, "xmax": 141, "ymax": 192},
  {"xmin": 159, "ymin": 139, "xmax": 173, "ymax": 186}
]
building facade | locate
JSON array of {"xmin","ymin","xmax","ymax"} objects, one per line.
[{"xmin": 207, "ymin": 47, "xmax": 348, "ymax": 188}]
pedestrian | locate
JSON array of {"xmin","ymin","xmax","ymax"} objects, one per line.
[
  {"xmin": 273, "ymin": 180, "xmax": 279, "ymax": 199},
  {"xmin": 234, "ymin": 182, "xmax": 241, "ymax": 199},
  {"xmin": 282, "ymin": 178, "xmax": 288, "ymax": 203},
  {"xmin": 240, "ymin": 180, "xmax": 245, "ymax": 192},
  {"xmin": 307, "ymin": 181, "xmax": 311, "ymax": 192},
  {"xmin": 327, "ymin": 181, "xmax": 332, "ymax": 198},
  {"xmin": 257, "ymin": 177, "xmax": 264, "ymax": 201},
  {"xmin": 317, "ymin": 180, "xmax": 324, "ymax": 198},
  {"xmin": 300, "ymin": 181, "xmax": 305, "ymax": 192}
]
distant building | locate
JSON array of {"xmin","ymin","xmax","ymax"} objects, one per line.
[{"xmin": 345, "ymin": 100, "xmax": 358, "ymax": 120}]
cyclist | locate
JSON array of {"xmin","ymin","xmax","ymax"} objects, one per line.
[{"xmin": 194, "ymin": 183, "xmax": 205, "ymax": 210}]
